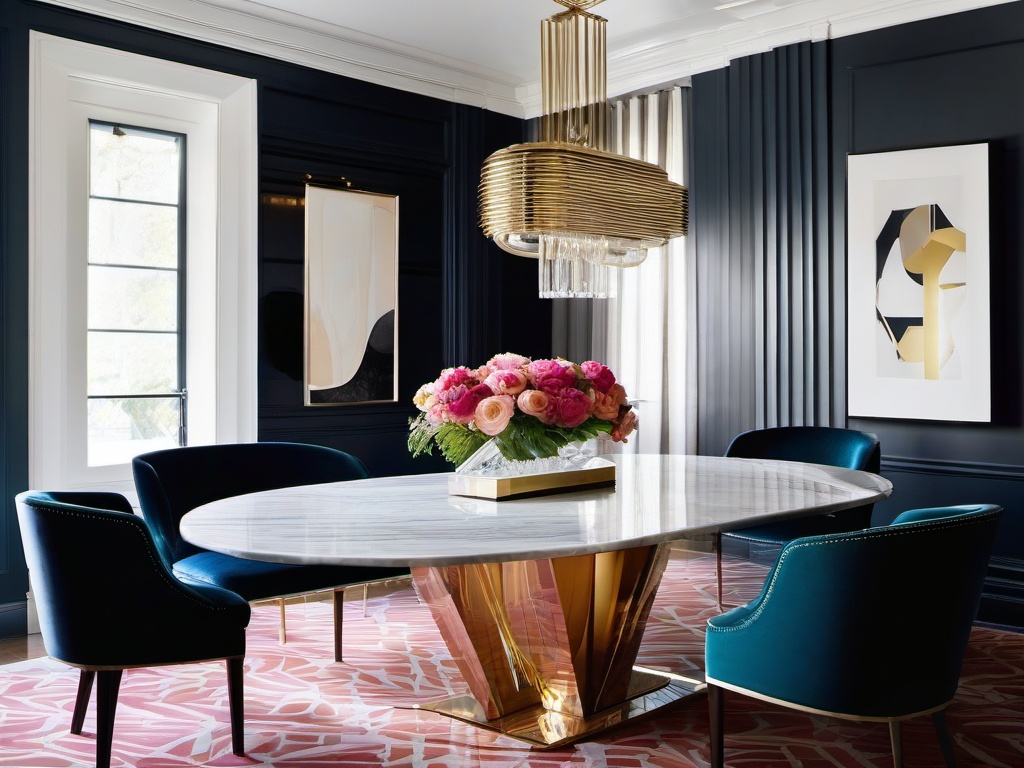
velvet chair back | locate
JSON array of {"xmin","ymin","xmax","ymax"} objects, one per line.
[
  {"xmin": 725, "ymin": 426, "xmax": 880, "ymax": 472},
  {"xmin": 134, "ymin": 441, "xmax": 369, "ymax": 564},
  {"xmin": 16, "ymin": 490, "xmax": 251, "ymax": 668},
  {"xmin": 15, "ymin": 490, "xmax": 251, "ymax": 768},
  {"xmin": 706, "ymin": 504, "xmax": 1002, "ymax": 718}
]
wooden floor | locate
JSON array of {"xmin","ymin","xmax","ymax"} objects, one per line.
[{"xmin": 0, "ymin": 631, "xmax": 45, "ymax": 665}]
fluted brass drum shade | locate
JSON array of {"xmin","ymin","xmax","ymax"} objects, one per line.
[{"xmin": 479, "ymin": 141, "xmax": 689, "ymax": 259}]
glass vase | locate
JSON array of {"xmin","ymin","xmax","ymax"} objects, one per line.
[{"xmin": 455, "ymin": 439, "xmax": 598, "ymax": 478}]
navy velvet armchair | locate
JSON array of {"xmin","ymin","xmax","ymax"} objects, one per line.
[
  {"xmin": 705, "ymin": 504, "xmax": 1003, "ymax": 768},
  {"xmin": 132, "ymin": 441, "xmax": 409, "ymax": 662},
  {"xmin": 717, "ymin": 426, "xmax": 881, "ymax": 608},
  {"xmin": 15, "ymin": 490, "xmax": 251, "ymax": 768}
]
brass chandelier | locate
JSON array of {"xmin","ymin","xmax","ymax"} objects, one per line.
[{"xmin": 479, "ymin": 0, "xmax": 688, "ymax": 298}]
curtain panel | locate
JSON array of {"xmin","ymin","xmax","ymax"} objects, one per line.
[{"xmin": 552, "ymin": 86, "xmax": 696, "ymax": 456}]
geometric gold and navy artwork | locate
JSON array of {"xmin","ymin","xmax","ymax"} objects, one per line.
[
  {"xmin": 304, "ymin": 185, "xmax": 399, "ymax": 406},
  {"xmin": 875, "ymin": 203, "xmax": 966, "ymax": 380},
  {"xmin": 847, "ymin": 144, "xmax": 990, "ymax": 422}
]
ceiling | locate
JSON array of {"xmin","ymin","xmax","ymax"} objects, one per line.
[{"xmin": 48, "ymin": 0, "xmax": 1011, "ymax": 116}]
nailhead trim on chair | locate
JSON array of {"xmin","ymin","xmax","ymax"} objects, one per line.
[
  {"xmin": 31, "ymin": 503, "xmax": 239, "ymax": 613},
  {"xmin": 710, "ymin": 509, "xmax": 1003, "ymax": 633}
]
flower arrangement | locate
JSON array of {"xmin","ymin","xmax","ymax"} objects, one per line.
[{"xmin": 408, "ymin": 352, "xmax": 638, "ymax": 467}]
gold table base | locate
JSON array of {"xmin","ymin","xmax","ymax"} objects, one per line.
[
  {"xmin": 410, "ymin": 542, "xmax": 696, "ymax": 748},
  {"xmin": 411, "ymin": 668, "xmax": 704, "ymax": 749}
]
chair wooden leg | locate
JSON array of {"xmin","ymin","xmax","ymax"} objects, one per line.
[
  {"xmin": 226, "ymin": 657, "xmax": 245, "ymax": 756},
  {"xmin": 362, "ymin": 582, "xmax": 369, "ymax": 618},
  {"xmin": 709, "ymin": 683, "xmax": 725, "ymax": 768},
  {"xmin": 278, "ymin": 597, "xmax": 287, "ymax": 644},
  {"xmin": 71, "ymin": 669, "xmax": 95, "ymax": 735},
  {"xmin": 95, "ymin": 669, "xmax": 123, "ymax": 768},
  {"xmin": 715, "ymin": 531, "xmax": 725, "ymax": 612},
  {"xmin": 889, "ymin": 720, "xmax": 904, "ymax": 768},
  {"xmin": 932, "ymin": 709, "xmax": 957, "ymax": 768},
  {"xmin": 333, "ymin": 588, "xmax": 345, "ymax": 663}
]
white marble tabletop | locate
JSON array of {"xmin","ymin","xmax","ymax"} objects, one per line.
[{"xmin": 179, "ymin": 454, "xmax": 892, "ymax": 567}]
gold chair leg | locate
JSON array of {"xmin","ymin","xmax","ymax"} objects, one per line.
[{"xmin": 278, "ymin": 598, "xmax": 287, "ymax": 645}]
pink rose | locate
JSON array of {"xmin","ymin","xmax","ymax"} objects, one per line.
[
  {"xmin": 517, "ymin": 388, "xmax": 555, "ymax": 424},
  {"xmin": 484, "ymin": 369, "xmax": 528, "ymax": 396},
  {"xmin": 474, "ymin": 395, "xmax": 515, "ymax": 436},
  {"xmin": 580, "ymin": 361, "xmax": 616, "ymax": 393},
  {"xmin": 435, "ymin": 366, "xmax": 480, "ymax": 395},
  {"xmin": 427, "ymin": 402, "xmax": 448, "ymax": 425},
  {"xmin": 487, "ymin": 352, "xmax": 532, "ymax": 371},
  {"xmin": 527, "ymin": 358, "xmax": 578, "ymax": 394},
  {"xmin": 611, "ymin": 409, "xmax": 638, "ymax": 442},
  {"xmin": 447, "ymin": 383, "xmax": 493, "ymax": 424},
  {"xmin": 552, "ymin": 387, "xmax": 593, "ymax": 429}
]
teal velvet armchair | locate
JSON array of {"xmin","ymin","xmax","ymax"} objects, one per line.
[
  {"xmin": 705, "ymin": 504, "xmax": 1003, "ymax": 768},
  {"xmin": 717, "ymin": 426, "xmax": 881, "ymax": 608}
]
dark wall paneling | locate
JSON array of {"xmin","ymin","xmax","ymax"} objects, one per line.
[
  {"xmin": 0, "ymin": 0, "xmax": 536, "ymax": 625},
  {"xmin": 832, "ymin": 2, "xmax": 1024, "ymax": 628},
  {"xmin": 691, "ymin": 41, "xmax": 832, "ymax": 458}
]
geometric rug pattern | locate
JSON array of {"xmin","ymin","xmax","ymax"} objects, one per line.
[{"xmin": 1, "ymin": 553, "xmax": 1021, "ymax": 767}]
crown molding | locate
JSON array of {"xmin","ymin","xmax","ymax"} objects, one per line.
[
  {"xmin": 539, "ymin": 0, "xmax": 1015, "ymax": 114},
  {"xmin": 41, "ymin": 0, "xmax": 1014, "ymax": 119},
  {"xmin": 38, "ymin": 0, "xmax": 529, "ymax": 117}
]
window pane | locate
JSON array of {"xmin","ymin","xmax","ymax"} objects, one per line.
[
  {"xmin": 89, "ymin": 265, "xmax": 177, "ymax": 331},
  {"xmin": 88, "ymin": 331, "xmax": 177, "ymax": 395},
  {"xmin": 90, "ymin": 125, "xmax": 179, "ymax": 204},
  {"xmin": 89, "ymin": 198, "xmax": 177, "ymax": 267},
  {"xmin": 88, "ymin": 397, "xmax": 180, "ymax": 467}
]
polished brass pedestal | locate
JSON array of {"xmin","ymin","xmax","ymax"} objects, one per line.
[{"xmin": 411, "ymin": 543, "xmax": 704, "ymax": 748}]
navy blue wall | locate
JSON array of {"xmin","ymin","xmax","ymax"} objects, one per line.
[
  {"xmin": 833, "ymin": 2, "xmax": 1024, "ymax": 629},
  {"xmin": 693, "ymin": 2, "xmax": 1024, "ymax": 628},
  {"xmin": 0, "ymin": 0, "xmax": 545, "ymax": 630}
]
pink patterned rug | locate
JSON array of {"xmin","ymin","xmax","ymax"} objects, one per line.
[{"xmin": 1, "ymin": 553, "xmax": 1021, "ymax": 767}]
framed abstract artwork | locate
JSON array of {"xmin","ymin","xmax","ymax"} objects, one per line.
[
  {"xmin": 304, "ymin": 184, "xmax": 399, "ymax": 406},
  {"xmin": 847, "ymin": 143, "xmax": 990, "ymax": 422}
]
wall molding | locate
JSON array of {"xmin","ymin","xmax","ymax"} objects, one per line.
[
  {"xmin": 39, "ymin": 0, "xmax": 1016, "ymax": 118},
  {"xmin": 882, "ymin": 455, "xmax": 1024, "ymax": 481}
]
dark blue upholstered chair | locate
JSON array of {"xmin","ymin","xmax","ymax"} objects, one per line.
[
  {"xmin": 706, "ymin": 504, "xmax": 1003, "ymax": 768},
  {"xmin": 15, "ymin": 491, "xmax": 251, "ymax": 768},
  {"xmin": 716, "ymin": 426, "xmax": 881, "ymax": 609},
  {"xmin": 132, "ymin": 442, "xmax": 409, "ymax": 663}
]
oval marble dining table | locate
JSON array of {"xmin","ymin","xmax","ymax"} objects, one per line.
[{"xmin": 181, "ymin": 453, "xmax": 892, "ymax": 749}]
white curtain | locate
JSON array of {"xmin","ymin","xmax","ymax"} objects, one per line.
[{"xmin": 553, "ymin": 86, "xmax": 696, "ymax": 455}]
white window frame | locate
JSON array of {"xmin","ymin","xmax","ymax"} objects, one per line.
[{"xmin": 29, "ymin": 32, "xmax": 258, "ymax": 500}]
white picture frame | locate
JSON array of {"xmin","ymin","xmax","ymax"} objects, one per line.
[{"xmin": 847, "ymin": 143, "xmax": 990, "ymax": 422}]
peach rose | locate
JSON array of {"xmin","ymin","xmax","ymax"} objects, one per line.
[
  {"xmin": 517, "ymin": 388, "xmax": 555, "ymax": 424},
  {"xmin": 484, "ymin": 369, "xmax": 528, "ymax": 396},
  {"xmin": 475, "ymin": 394, "xmax": 515, "ymax": 436},
  {"xmin": 591, "ymin": 386, "xmax": 625, "ymax": 420},
  {"xmin": 611, "ymin": 410, "xmax": 638, "ymax": 442}
]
